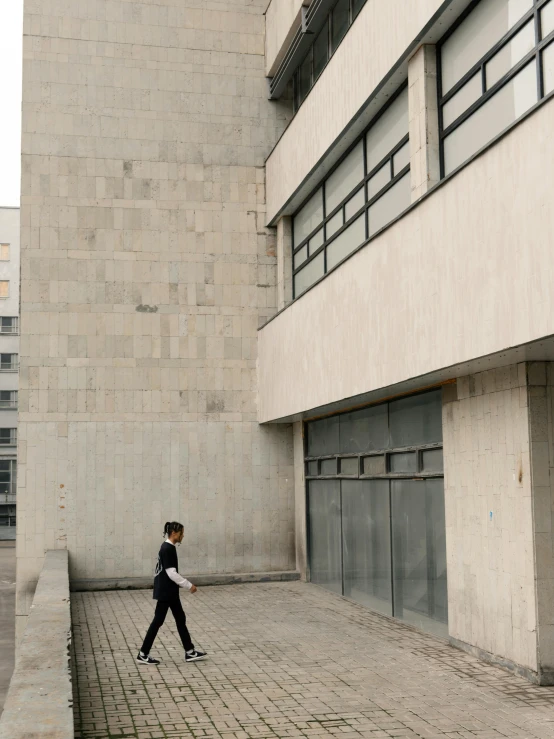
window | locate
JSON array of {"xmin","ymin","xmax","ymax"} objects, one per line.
[
  {"xmin": 293, "ymin": 0, "xmax": 368, "ymax": 112},
  {"xmin": 0, "ymin": 354, "xmax": 17, "ymax": 371},
  {"xmin": 0, "ymin": 429, "xmax": 17, "ymax": 445},
  {"xmin": 331, "ymin": 0, "xmax": 350, "ymax": 51},
  {"xmin": 292, "ymin": 87, "xmax": 410, "ymax": 297},
  {"xmin": 297, "ymin": 51, "xmax": 312, "ymax": 109},
  {"xmin": 0, "ymin": 282, "xmax": 9, "ymax": 299},
  {"xmin": 313, "ymin": 20, "xmax": 329, "ymax": 81},
  {"xmin": 0, "ymin": 459, "xmax": 17, "ymax": 496},
  {"xmin": 306, "ymin": 389, "xmax": 447, "ymax": 637},
  {"xmin": 0, "ymin": 391, "xmax": 17, "ymax": 409},
  {"xmin": 0, "ymin": 505, "xmax": 16, "ymax": 526},
  {"xmin": 306, "ymin": 389, "xmax": 443, "ymax": 481},
  {"xmin": 439, "ymin": 0, "xmax": 554, "ymax": 175},
  {"xmin": 0, "ymin": 244, "xmax": 9, "ymax": 261},
  {"xmin": 0, "ymin": 317, "xmax": 19, "ymax": 334}
]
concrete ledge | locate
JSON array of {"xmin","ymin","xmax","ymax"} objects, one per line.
[
  {"xmin": 71, "ymin": 570, "xmax": 301, "ymax": 592},
  {"xmin": 450, "ymin": 636, "xmax": 554, "ymax": 686},
  {"xmin": 0, "ymin": 549, "xmax": 73, "ymax": 739}
]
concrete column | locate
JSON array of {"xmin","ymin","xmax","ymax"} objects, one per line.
[
  {"xmin": 443, "ymin": 365, "xmax": 537, "ymax": 677},
  {"xmin": 276, "ymin": 216, "xmax": 293, "ymax": 311},
  {"xmin": 528, "ymin": 362, "xmax": 554, "ymax": 683},
  {"xmin": 293, "ymin": 421, "xmax": 307, "ymax": 580},
  {"xmin": 408, "ymin": 45, "xmax": 440, "ymax": 202},
  {"xmin": 443, "ymin": 361, "xmax": 554, "ymax": 684}
]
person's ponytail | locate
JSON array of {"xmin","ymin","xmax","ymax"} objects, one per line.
[{"xmin": 163, "ymin": 521, "xmax": 184, "ymax": 538}]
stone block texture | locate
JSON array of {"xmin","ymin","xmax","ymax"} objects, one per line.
[
  {"xmin": 18, "ymin": 0, "xmax": 295, "ymax": 619},
  {"xmin": 443, "ymin": 363, "xmax": 554, "ymax": 677},
  {"xmin": 408, "ymin": 45, "xmax": 440, "ymax": 201}
]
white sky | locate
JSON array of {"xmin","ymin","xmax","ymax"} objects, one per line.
[{"xmin": 0, "ymin": 1, "xmax": 24, "ymax": 207}]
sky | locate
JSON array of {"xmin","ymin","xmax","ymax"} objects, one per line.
[{"xmin": 0, "ymin": 1, "xmax": 24, "ymax": 207}]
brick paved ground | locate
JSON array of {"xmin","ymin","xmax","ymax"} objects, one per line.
[{"xmin": 71, "ymin": 582, "xmax": 554, "ymax": 739}]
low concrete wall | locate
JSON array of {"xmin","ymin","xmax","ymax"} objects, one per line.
[
  {"xmin": 71, "ymin": 569, "xmax": 300, "ymax": 592},
  {"xmin": 0, "ymin": 550, "xmax": 73, "ymax": 739}
]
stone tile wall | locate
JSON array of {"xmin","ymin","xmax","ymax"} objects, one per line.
[
  {"xmin": 443, "ymin": 364, "xmax": 536, "ymax": 672},
  {"xmin": 18, "ymin": 0, "xmax": 295, "ymax": 626}
]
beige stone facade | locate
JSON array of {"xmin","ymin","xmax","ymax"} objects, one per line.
[
  {"xmin": 443, "ymin": 363, "xmax": 554, "ymax": 680},
  {"xmin": 257, "ymin": 0, "xmax": 554, "ymax": 684},
  {"xmin": 18, "ymin": 0, "xmax": 295, "ymax": 627},
  {"xmin": 18, "ymin": 0, "xmax": 554, "ymax": 686},
  {"xmin": 444, "ymin": 365, "xmax": 537, "ymax": 673}
]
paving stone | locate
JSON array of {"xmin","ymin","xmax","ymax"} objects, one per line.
[{"xmin": 71, "ymin": 583, "xmax": 554, "ymax": 739}]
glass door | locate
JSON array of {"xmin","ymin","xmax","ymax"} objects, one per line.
[{"xmin": 341, "ymin": 479, "xmax": 392, "ymax": 615}]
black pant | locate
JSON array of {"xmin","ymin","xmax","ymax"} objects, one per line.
[{"xmin": 141, "ymin": 599, "xmax": 194, "ymax": 655}]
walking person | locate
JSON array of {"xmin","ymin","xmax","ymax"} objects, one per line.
[{"xmin": 137, "ymin": 521, "xmax": 207, "ymax": 665}]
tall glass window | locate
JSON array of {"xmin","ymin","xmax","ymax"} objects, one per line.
[
  {"xmin": 392, "ymin": 479, "xmax": 448, "ymax": 631},
  {"xmin": 306, "ymin": 389, "xmax": 447, "ymax": 637},
  {"xmin": 0, "ymin": 460, "xmax": 17, "ymax": 496},
  {"xmin": 293, "ymin": 87, "xmax": 410, "ymax": 297},
  {"xmin": 439, "ymin": 0, "xmax": 554, "ymax": 175},
  {"xmin": 308, "ymin": 480, "xmax": 342, "ymax": 594},
  {"xmin": 342, "ymin": 479, "xmax": 392, "ymax": 615}
]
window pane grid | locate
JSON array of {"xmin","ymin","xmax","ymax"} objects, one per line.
[
  {"xmin": 0, "ymin": 318, "xmax": 18, "ymax": 334},
  {"xmin": 0, "ymin": 429, "xmax": 17, "ymax": 445},
  {"xmin": 292, "ymin": 126, "xmax": 410, "ymax": 293},
  {"xmin": 293, "ymin": 132, "xmax": 409, "ymax": 255},
  {"xmin": 306, "ymin": 390, "xmax": 447, "ymax": 636},
  {"xmin": 439, "ymin": 0, "xmax": 554, "ymax": 176},
  {"xmin": 0, "ymin": 354, "xmax": 18, "ymax": 371},
  {"xmin": 305, "ymin": 438, "xmax": 444, "ymax": 478},
  {"xmin": 0, "ymin": 391, "xmax": 18, "ymax": 409},
  {"xmin": 443, "ymin": 50, "xmax": 538, "ymax": 137}
]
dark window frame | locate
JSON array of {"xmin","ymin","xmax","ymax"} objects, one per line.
[
  {"xmin": 304, "ymin": 388, "xmax": 444, "ymax": 482},
  {"xmin": 305, "ymin": 442, "xmax": 444, "ymax": 481},
  {"xmin": 0, "ymin": 317, "xmax": 19, "ymax": 335},
  {"xmin": 0, "ymin": 458, "xmax": 17, "ymax": 496},
  {"xmin": 0, "ymin": 429, "xmax": 17, "ymax": 445},
  {"xmin": 292, "ymin": 84, "xmax": 410, "ymax": 298},
  {"xmin": 437, "ymin": 0, "xmax": 554, "ymax": 177},
  {"xmin": 293, "ymin": 0, "xmax": 368, "ymax": 113}
]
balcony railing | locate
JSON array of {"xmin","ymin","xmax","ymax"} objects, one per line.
[
  {"xmin": 0, "ymin": 400, "xmax": 17, "ymax": 409},
  {"xmin": 0, "ymin": 363, "xmax": 18, "ymax": 372},
  {"xmin": 0, "ymin": 492, "xmax": 16, "ymax": 504}
]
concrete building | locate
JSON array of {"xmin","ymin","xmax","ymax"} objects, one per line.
[
  {"xmin": 18, "ymin": 0, "xmax": 554, "ymax": 683},
  {"xmin": 0, "ymin": 208, "xmax": 19, "ymax": 541}
]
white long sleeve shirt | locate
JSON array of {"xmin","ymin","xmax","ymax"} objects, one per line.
[{"xmin": 164, "ymin": 539, "xmax": 193, "ymax": 591}]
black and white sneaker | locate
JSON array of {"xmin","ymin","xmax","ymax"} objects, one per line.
[
  {"xmin": 185, "ymin": 650, "xmax": 207, "ymax": 663},
  {"xmin": 136, "ymin": 652, "xmax": 160, "ymax": 665}
]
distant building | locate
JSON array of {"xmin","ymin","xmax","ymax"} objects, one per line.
[{"xmin": 0, "ymin": 207, "xmax": 19, "ymax": 540}]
